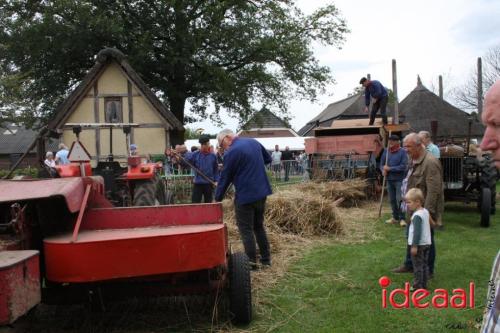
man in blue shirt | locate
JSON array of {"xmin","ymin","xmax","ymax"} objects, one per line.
[
  {"xmin": 380, "ymin": 134, "xmax": 408, "ymax": 226},
  {"xmin": 360, "ymin": 77, "xmax": 389, "ymax": 125},
  {"xmin": 215, "ymin": 129, "xmax": 273, "ymax": 268},
  {"xmin": 184, "ymin": 135, "xmax": 219, "ymax": 203},
  {"xmin": 418, "ymin": 131, "xmax": 440, "ymax": 158},
  {"xmin": 55, "ymin": 143, "xmax": 70, "ymax": 165}
]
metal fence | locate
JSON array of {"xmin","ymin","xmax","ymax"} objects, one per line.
[
  {"xmin": 160, "ymin": 154, "xmax": 377, "ymax": 203},
  {"xmin": 161, "ymin": 164, "xmax": 194, "ymax": 204},
  {"xmin": 267, "ymin": 159, "xmax": 310, "ymax": 183},
  {"xmin": 309, "ymin": 154, "xmax": 375, "ymax": 181}
]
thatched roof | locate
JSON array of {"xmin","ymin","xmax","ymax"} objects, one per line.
[
  {"xmin": 241, "ymin": 108, "xmax": 290, "ymax": 130},
  {"xmin": 399, "ymin": 82, "xmax": 484, "ymax": 139},
  {"xmin": 48, "ymin": 48, "xmax": 183, "ymax": 130},
  {"xmin": 298, "ymin": 93, "xmax": 394, "ymax": 136}
]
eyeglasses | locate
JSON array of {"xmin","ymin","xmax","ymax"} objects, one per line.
[{"xmin": 219, "ymin": 135, "xmax": 229, "ymax": 147}]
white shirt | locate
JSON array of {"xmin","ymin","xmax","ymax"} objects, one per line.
[
  {"xmin": 271, "ymin": 151, "xmax": 282, "ymax": 165},
  {"xmin": 44, "ymin": 159, "xmax": 56, "ymax": 168},
  {"xmin": 408, "ymin": 208, "xmax": 432, "ymax": 246}
]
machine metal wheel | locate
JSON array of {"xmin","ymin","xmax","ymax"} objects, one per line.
[
  {"xmin": 480, "ymin": 187, "xmax": 491, "ymax": 228},
  {"xmin": 228, "ymin": 252, "xmax": 252, "ymax": 325}
]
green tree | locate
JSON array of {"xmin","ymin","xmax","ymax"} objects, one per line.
[{"xmin": 0, "ymin": 0, "xmax": 349, "ymax": 142}]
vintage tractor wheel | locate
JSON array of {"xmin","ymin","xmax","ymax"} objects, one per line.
[
  {"xmin": 480, "ymin": 187, "xmax": 491, "ymax": 228},
  {"xmin": 479, "ymin": 154, "xmax": 497, "ymax": 214},
  {"xmin": 228, "ymin": 252, "xmax": 252, "ymax": 325},
  {"xmin": 132, "ymin": 176, "xmax": 166, "ymax": 206}
]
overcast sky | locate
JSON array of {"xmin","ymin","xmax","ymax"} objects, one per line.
[{"xmin": 187, "ymin": 0, "xmax": 500, "ymax": 134}]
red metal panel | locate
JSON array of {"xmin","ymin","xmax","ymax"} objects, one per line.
[
  {"xmin": 56, "ymin": 163, "xmax": 92, "ymax": 177},
  {"xmin": 81, "ymin": 203, "xmax": 223, "ymax": 230},
  {"xmin": 124, "ymin": 163, "xmax": 157, "ymax": 180},
  {"xmin": 306, "ymin": 134, "xmax": 380, "ymax": 155},
  {"xmin": 0, "ymin": 251, "xmax": 41, "ymax": 325},
  {"xmin": 0, "ymin": 177, "xmax": 110, "ymax": 213},
  {"xmin": 43, "ymin": 225, "xmax": 227, "ymax": 282}
]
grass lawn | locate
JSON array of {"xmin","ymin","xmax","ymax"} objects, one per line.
[{"xmin": 249, "ymin": 200, "xmax": 500, "ymax": 332}]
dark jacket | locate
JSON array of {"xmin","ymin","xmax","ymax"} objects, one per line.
[
  {"xmin": 380, "ymin": 147, "xmax": 408, "ymax": 181},
  {"xmin": 407, "ymin": 151, "xmax": 444, "ymax": 220},
  {"xmin": 281, "ymin": 150, "xmax": 293, "ymax": 161},
  {"xmin": 364, "ymin": 80, "xmax": 388, "ymax": 106},
  {"xmin": 185, "ymin": 151, "xmax": 219, "ymax": 185},
  {"xmin": 215, "ymin": 137, "xmax": 272, "ymax": 205}
]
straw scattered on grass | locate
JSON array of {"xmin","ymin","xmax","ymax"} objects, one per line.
[{"xmin": 296, "ymin": 179, "xmax": 368, "ymax": 207}]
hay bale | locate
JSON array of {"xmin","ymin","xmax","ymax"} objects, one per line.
[{"xmin": 223, "ymin": 188, "xmax": 343, "ymax": 237}]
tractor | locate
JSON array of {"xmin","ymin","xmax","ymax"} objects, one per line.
[
  {"xmin": 440, "ymin": 143, "xmax": 497, "ymax": 227},
  {"xmin": 0, "ymin": 133, "xmax": 252, "ymax": 327},
  {"xmin": 39, "ymin": 123, "xmax": 173, "ymax": 207}
]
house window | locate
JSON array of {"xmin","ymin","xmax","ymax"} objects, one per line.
[{"xmin": 104, "ymin": 97, "xmax": 122, "ymax": 123}]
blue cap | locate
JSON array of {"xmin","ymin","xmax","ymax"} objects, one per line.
[{"xmin": 130, "ymin": 144, "xmax": 137, "ymax": 150}]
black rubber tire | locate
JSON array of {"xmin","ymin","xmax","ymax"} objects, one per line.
[
  {"xmin": 479, "ymin": 154, "xmax": 497, "ymax": 214},
  {"xmin": 228, "ymin": 252, "xmax": 252, "ymax": 325},
  {"xmin": 132, "ymin": 175, "xmax": 167, "ymax": 206},
  {"xmin": 480, "ymin": 187, "xmax": 491, "ymax": 228},
  {"xmin": 154, "ymin": 176, "xmax": 167, "ymax": 205},
  {"xmin": 132, "ymin": 180, "xmax": 156, "ymax": 206}
]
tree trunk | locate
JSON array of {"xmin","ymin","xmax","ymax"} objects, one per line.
[{"xmin": 169, "ymin": 94, "xmax": 186, "ymax": 146}]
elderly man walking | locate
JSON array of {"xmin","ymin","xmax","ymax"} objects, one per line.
[
  {"xmin": 418, "ymin": 131, "xmax": 440, "ymax": 158},
  {"xmin": 215, "ymin": 129, "xmax": 273, "ymax": 269},
  {"xmin": 392, "ymin": 133, "xmax": 444, "ymax": 278}
]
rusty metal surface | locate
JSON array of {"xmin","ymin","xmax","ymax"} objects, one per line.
[
  {"xmin": 0, "ymin": 177, "xmax": 106, "ymax": 213},
  {"xmin": 0, "ymin": 250, "xmax": 41, "ymax": 325},
  {"xmin": 81, "ymin": 203, "xmax": 223, "ymax": 230},
  {"xmin": 44, "ymin": 224, "xmax": 227, "ymax": 283},
  {"xmin": 305, "ymin": 134, "xmax": 381, "ymax": 155}
]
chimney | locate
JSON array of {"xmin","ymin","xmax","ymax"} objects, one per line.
[
  {"xmin": 438, "ymin": 75, "xmax": 443, "ymax": 99},
  {"xmin": 417, "ymin": 75, "xmax": 422, "ymax": 87},
  {"xmin": 430, "ymin": 120, "xmax": 438, "ymax": 143},
  {"xmin": 392, "ymin": 59, "xmax": 399, "ymax": 124},
  {"xmin": 478, "ymin": 57, "xmax": 483, "ymax": 116}
]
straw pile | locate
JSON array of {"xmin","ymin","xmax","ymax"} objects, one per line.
[
  {"xmin": 297, "ymin": 178, "xmax": 367, "ymax": 207},
  {"xmin": 223, "ymin": 189, "xmax": 343, "ymax": 237}
]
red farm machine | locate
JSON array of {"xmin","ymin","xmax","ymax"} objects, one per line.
[
  {"xmin": 305, "ymin": 119, "xmax": 409, "ymax": 196},
  {"xmin": 0, "ymin": 126, "xmax": 252, "ymax": 326}
]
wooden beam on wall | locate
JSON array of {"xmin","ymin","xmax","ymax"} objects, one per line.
[
  {"xmin": 93, "ymin": 84, "xmax": 101, "ymax": 158},
  {"xmin": 128, "ymin": 80, "xmax": 134, "ymax": 143},
  {"xmin": 165, "ymin": 129, "xmax": 171, "ymax": 149}
]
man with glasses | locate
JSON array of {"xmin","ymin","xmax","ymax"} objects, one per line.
[
  {"xmin": 215, "ymin": 129, "xmax": 273, "ymax": 269},
  {"xmin": 392, "ymin": 133, "xmax": 443, "ymax": 279}
]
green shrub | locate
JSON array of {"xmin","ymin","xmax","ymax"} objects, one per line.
[{"xmin": 0, "ymin": 167, "xmax": 39, "ymax": 179}]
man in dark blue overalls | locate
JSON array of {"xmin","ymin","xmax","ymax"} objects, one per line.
[{"xmin": 360, "ymin": 77, "xmax": 389, "ymax": 125}]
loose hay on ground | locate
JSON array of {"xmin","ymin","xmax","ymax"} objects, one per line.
[{"xmin": 296, "ymin": 178, "xmax": 368, "ymax": 207}]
